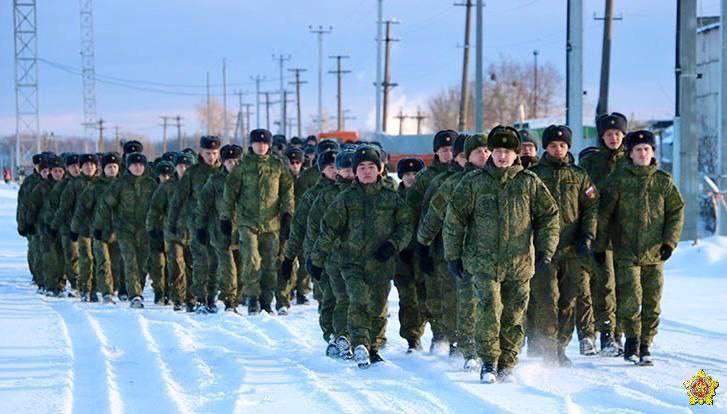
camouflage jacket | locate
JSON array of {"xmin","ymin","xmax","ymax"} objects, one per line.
[
  {"xmin": 72, "ymin": 176, "xmax": 116, "ymax": 238},
  {"xmin": 304, "ymin": 175, "xmax": 352, "ymax": 259},
  {"xmin": 594, "ymin": 159, "xmax": 685, "ymax": 265},
  {"xmin": 26, "ymin": 179, "xmax": 62, "ymax": 236},
  {"xmin": 284, "ymin": 178, "xmax": 327, "ymax": 259},
  {"xmin": 16, "ymin": 171, "xmax": 42, "ymax": 233},
  {"xmin": 146, "ymin": 175, "xmax": 190, "ymax": 243},
  {"xmin": 579, "ymin": 141, "xmax": 626, "ymax": 189},
  {"xmin": 197, "ymin": 168, "xmax": 239, "ymax": 249},
  {"xmin": 443, "ymin": 159, "xmax": 560, "ymax": 279},
  {"xmin": 94, "ymin": 173, "xmax": 157, "ymax": 239},
  {"xmin": 54, "ymin": 173, "xmax": 97, "ymax": 234},
  {"xmin": 168, "ymin": 158, "xmax": 220, "ymax": 233},
  {"xmin": 48, "ymin": 176, "xmax": 77, "ymax": 233},
  {"xmin": 295, "ymin": 165, "xmax": 320, "ymax": 202},
  {"xmin": 406, "ymin": 156, "xmax": 450, "ymax": 225}
]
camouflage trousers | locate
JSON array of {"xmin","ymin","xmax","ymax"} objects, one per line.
[
  {"xmin": 166, "ymin": 240, "xmax": 192, "ymax": 304},
  {"xmin": 217, "ymin": 246, "xmax": 243, "ymax": 307},
  {"xmin": 456, "ymin": 274, "xmax": 478, "ymax": 360},
  {"xmin": 393, "ymin": 257, "xmax": 427, "ymax": 342},
  {"xmin": 117, "ymin": 233, "xmax": 149, "ymax": 298},
  {"xmin": 317, "ymin": 272, "xmax": 335, "ymax": 341},
  {"xmin": 148, "ymin": 245, "xmax": 167, "ymax": 300},
  {"xmin": 190, "ymin": 237, "xmax": 219, "ymax": 302},
  {"xmin": 588, "ymin": 250, "xmax": 621, "ymax": 338},
  {"xmin": 474, "ymin": 273, "xmax": 530, "ymax": 370},
  {"xmin": 342, "ymin": 260, "xmax": 393, "ymax": 352},
  {"xmin": 77, "ymin": 236, "xmax": 96, "ymax": 295},
  {"xmin": 318, "ymin": 257, "xmax": 350, "ymax": 341},
  {"xmin": 61, "ymin": 234, "xmax": 79, "ymax": 289},
  {"xmin": 615, "ymin": 262, "xmax": 664, "ymax": 347},
  {"xmin": 239, "ymin": 228, "xmax": 279, "ymax": 307},
  {"xmin": 27, "ymin": 235, "xmax": 41, "ymax": 285},
  {"xmin": 93, "ymin": 239, "xmax": 123, "ymax": 296},
  {"xmin": 41, "ymin": 234, "xmax": 65, "ymax": 292},
  {"xmin": 425, "ymin": 256, "xmax": 457, "ymax": 341},
  {"xmin": 275, "ymin": 240, "xmax": 295, "ymax": 309}
]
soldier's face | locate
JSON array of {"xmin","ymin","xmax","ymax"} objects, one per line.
[
  {"xmin": 520, "ymin": 142, "xmax": 537, "ymax": 157},
  {"xmin": 223, "ymin": 158, "xmax": 239, "ymax": 173},
  {"xmin": 401, "ymin": 172, "xmax": 417, "ymax": 188},
  {"xmin": 436, "ymin": 146, "xmax": 454, "ymax": 163},
  {"xmin": 546, "ymin": 141, "xmax": 569, "ymax": 160},
  {"xmin": 175, "ymin": 164, "xmax": 188, "ymax": 178},
  {"xmin": 468, "ymin": 147, "xmax": 490, "ymax": 168},
  {"xmin": 40, "ymin": 168, "xmax": 50, "ymax": 179},
  {"xmin": 356, "ymin": 161, "xmax": 379, "ymax": 184},
  {"xmin": 288, "ymin": 160, "xmax": 302, "ymax": 175},
  {"xmin": 200, "ymin": 148, "xmax": 220, "ymax": 165},
  {"xmin": 492, "ymin": 148, "xmax": 517, "ymax": 168},
  {"xmin": 630, "ymin": 144, "xmax": 654, "ymax": 166},
  {"xmin": 81, "ymin": 162, "xmax": 97, "ymax": 177},
  {"xmin": 252, "ymin": 142, "xmax": 270, "ymax": 155},
  {"xmin": 51, "ymin": 167, "xmax": 65, "ymax": 181},
  {"xmin": 603, "ymin": 129, "xmax": 624, "ymax": 150},
  {"xmin": 338, "ymin": 168, "xmax": 354, "ymax": 180},
  {"xmin": 322, "ymin": 165, "xmax": 337, "ymax": 180},
  {"xmin": 128, "ymin": 163, "xmax": 145, "ymax": 177},
  {"xmin": 104, "ymin": 163, "xmax": 119, "ymax": 177},
  {"xmin": 67, "ymin": 164, "xmax": 81, "ymax": 177}
]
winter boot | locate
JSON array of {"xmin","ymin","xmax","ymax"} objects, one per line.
[
  {"xmin": 296, "ymin": 293, "xmax": 310, "ymax": 305},
  {"xmin": 89, "ymin": 292, "xmax": 99, "ymax": 303},
  {"xmin": 130, "ymin": 296, "xmax": 144, "ymax": 309},
  {"xmin": 206, "ymin": 297, "xmax": 219, "ymax": 314},
  {"xmin": 194, "ymin": 301, "xmax": 209, "ymax": 314},
  {"xmin": 260, "ymin": 302, "xmax": 274, "ymax": 315},
  {"xmin": 557, "ymin": 346, "xmax": 573, "ymax": 367},
  {"xmin": 185, "ymin": 302, "xmax": 196, "ymax": 313},
  {"xmin": 599, "ymin": 331, "xmax": 622, "ymax": 357},
  {"xmin": 406, "ymin": 338, "xmax": 423, "ymax": 353},
  {"xmin": 336, "ymin": 336, "xmax": 353, "ymax": 359},
  {"xmin": 370, "ymin": 349, "xmax": 385, "ymax": 365},
  {"xmin": 638, "ymin": 344, "xmax": 654, "ymax": 366},
  {"xmin": 464, "ymin": 358, "xmax": 480, "ymax": 372},
  {"xmin": 429, "ymin": 334, "xmax": 446, "ymax": 353},
  {"xmin": 353, "ymin": 345, "xmax": 370, "ymax": 369},
  {"xmin": 325, "ymin": 336, "xmax": 340, "ymax": 358},
  {"xmin": 247, "ymin": 298, "xmax": 260, "ymax": 315},
  {"xmin": 480, "ymin": 362, "xmax": 498, "ymax": 384},
  {"xmin": 277, "ymin": 306, "xmax": 289, "ymax": 316},
  {"xmin": 497, "ymin": 367, "xmax": 515, "ymax": 383},
  {"xmin": 623, "ymin": 337, "xmax": 640, "ymax": 364},
  {"xmin": 579, "ymin": 337, "xmax": 598, "ymax": 356},
  {"xmin": 118, "ymin": 293, "xmax": 129, "ymax": 302},
  {"xmin": 173, "ymin": 301, "xmax": 183, "ymax": 311},
  {"xmin": 449, "ymin": 342, "xmax": 463, "ymax": 359},
  {"xmin": 80, "ymin": 292, "xmax": 89, "ymax": 302},
  {"xmin": 102, "ymin": 294, "xmax": 115, "ymax": 304}
]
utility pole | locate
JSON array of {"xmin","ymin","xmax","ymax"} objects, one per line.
[
  {"xmin": 719, "ymin": 0, "xmax": 727, "ymax": 235},
  {"xmin": 375, "ymin": 0, "xmax": 384, "ymax": 137},
  {"xmin": 328, "ymin": 55, "xmax": 351, "ymax": 131},
  {"xmin": 395, "ymin": 108, "xmax": 409, "ymax": 135},
  {"xmin": 456, "ymin": 0, "xmax": 473, "ymax": 131},
  {"xmin": 96, "ymin": 118, "xmax": 105, "ymax": 152},
  {"xmin": 80, "ymin": 0, "xmax": 97, "ymax": 143},
  {"xmin": 414, "ymin": 108, "xmax": 427, "ymax": 135},
  {"xmin": 674, "ymin": 0, "xmax": 699, "ymax": 240},
  {"xmin": 281, "ymin": 90, "xmax": 295, "ymax": 137},
  {"xmin": 222, "ymin": 58, "xmax": 229, "ymax": 142},
  {"xmin": 13, "ymin": 0, "xmax": 41, "ymax": 170},
  {"xmin": 206, "ymin": 71, "xmax": 211, "ymax": 135},
  {"xmin": 242, "ymin": 103, "xmax": 253, "ymax": 145},
  {"xmin": 566, "ymin": 0, "xmax": 584, "ymax": 154},
  {"xmin": 273, "ymin": 54, "xmax": 292, "ymax": 134},
  {"xmin": 474, "ymin": 0, "xmax": 484, "ymax": 132},
  {"xmin": 251, "ymin": 75, "xmax": 265, "ymax": 130},
  {"xmin": 288, "ymin": 68, "xmax": 308, "ymax": 137},
  {"xmin": 174, "ymin": 115, "xmax": 183, "ymax": 150},
  {"xmin": 594, "ymin": 0, "xmax": 622, "ymax": 118},
  {"xmin": 533, "ymin": 49, "xmax": 539, "ymax": 118},
  {"xmin": 160, "ymin": 115, "xmax": 171, "ymax": 153},
  {"xmin": 381, "ymin": 20, "xmax": 399, "ymax": 134},
  {"xmin": 309, "ymin": 25, "xmax": 333, "ymax": 132},
  {"xmin": 261, "ymin": 92, "xmax": 279, "ymax": 131},
  {"xmin": 114, "ymin": 125, "xmax": 120, "ymax": 148}
]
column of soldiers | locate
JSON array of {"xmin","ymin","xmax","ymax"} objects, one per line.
[{"xmin": 16, "ymin": 113, "xmax": 684, "ymax": 380}]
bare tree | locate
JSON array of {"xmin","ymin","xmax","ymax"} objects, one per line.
[{"xmin": 196, "ymin": 97, "xmax": 235, "ymax": 137}]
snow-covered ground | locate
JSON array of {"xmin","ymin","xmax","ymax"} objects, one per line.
[{"xmin": 1, "ymin": 182, "xmax": 725, "ymax": 413}]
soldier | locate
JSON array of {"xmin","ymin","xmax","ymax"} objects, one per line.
[
  {"xmin": 145, "ymin": 161, "xmax": 175, "ymax": 304},
  {"xmin": 16, "ymin": 153, "xmax": 46, "ymax": 288},
  {"xmin": 528, "ymin": 125, "xmax": 599, "ymax": 366},
  {"xmin": 196, "ymin": 144, "xmax": 244, "ymax": 313},
  {"xmin": 580, "ymin": 112, "xmax": 628, "ymax": 355},
  {"xmin": 443, "ymin": 126, "xmax": 559, "ymax": 383},
  {"xmin": 50, "ymin": 153, "xmax": 81, "ymax": 294},
  {"xmin": 518, "ymin": 129, "xmax": 540, "ymax": 168},
  {"xmin": 94, "ymin": 152, "xmax": 157, "ymax": 308},
  {"xmin": 289, "ymin": 136, "xmax": 305, "ymax": 149},
  {"xmin": 26, "ymin": 155, "xmax": 67, "ymax": 295},
  {"xmin": 169, "ymin": 136, "xmax": 222, "ymax": 312},
  {"xmin": 221, "ymin": 129, "xmax": 294, "ymax": 315},
  {"xmin": 73, "ymin": 152, "xmax": 123, "ymax": 303},
  {"xmin": 393, "ymin": 157, "xmax": 426, "ymax": 353},
  {"xmin": 406, "ymin": 129, "xmax": 456, "ymax": 349},
  {"xmin": 309, "ymin": 145, "xmax": 414, "ymax": 368},
  {"xmin": 594, "ymin": 130, "xmax": 684, "ymax": 366},
  {"xmin": 420, "ymin": 133, "xmax": 490, "ymax": 368},
  {"xmin": 296, "ymin": 139, "xmax": 340, "ymax": 207},
  {"xmin": 58, "ymin": 154, "xmax": 99, "ymax": 300}
]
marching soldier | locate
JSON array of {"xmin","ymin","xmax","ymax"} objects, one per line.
[{"xmin": 146, "ymin": 161, "xmax": 175, "ymax": 304}]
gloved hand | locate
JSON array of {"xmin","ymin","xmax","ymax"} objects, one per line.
[
  {"xmin": 535, "ymin": 252, "xmax": 552, "ymax": 275},
  {"xmin": 220, "ymin": 220, "xmax": 232, "ymax": 237},
  {"xmin": 416, "ymin": 242, "xmax": 434, "ymax": 274},
  {"xmin": 593, "ymin": 251, "xmax": 606, "ymax": 265},
  {"xmin": 93, "ymin": 229, "xmax": 103, "ymax": 241},
  {"xmin": 399, "ymin": 248, "xmax": 414, "ymax": 265},
  {"xmin": 305, "ymin": 257, "xmax": 323, "ymax": 281},
  {"xmin": 373, "ymin": 241, "xmax": 396, "ymax": 262},
  {"xmin": 659, "ymin": 244, "xmax": 673, "ymax": 261},
  {"xmin": 280, "ymin": 213, "xmax": 292, "ymax": 241},
  {"xmin": 196, "ymin": 228, "xmax": 209, "ymax": 246},
  {"xmin": 70, "ymin": 232, "xmax": 79, "ymax": 242},
  {"xmin": 280, "ymin": 257, "xmax": 294, "ymax": 281},
  {"xmin": 576, "ymin": 237, "xmax": 592, "ymax": 257},
  {"xmin": 447, "ymin": 259, "xmax": 464, "ymax": 280}
]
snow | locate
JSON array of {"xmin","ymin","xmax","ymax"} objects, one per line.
[{"xmin": 1, "ymin": 182, "xmax": 726, "ymax": 413}]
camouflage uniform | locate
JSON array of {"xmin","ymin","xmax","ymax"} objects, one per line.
[
  {"xmin": 50, "ymin": 176, "xmax": 80, "ymax": 289},
  {"xmin": 26, "ymin": 178, "xmax": 66, "ymax": 292},
  {"xmin": 16, "ymin": 170, "xmax": 43, "ymax": 285},
  {"xmin": 311, "ymin": 178, "xmax": 414, "ymax": 352},
  {"xmin": 595, "ymin": 159, "xmax": 684, "ymax": 349},
  {"xmin": 443, "ymin": 159, "xmax": 559, "ymax": 370},
  {"xmin": 221, "ymin": 152, "xmax": 294, "ymax": 310}
]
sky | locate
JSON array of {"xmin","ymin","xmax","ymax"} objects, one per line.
[{"xmin": 1, "ymin": 0, "xmax": 722, "ymax": 140}]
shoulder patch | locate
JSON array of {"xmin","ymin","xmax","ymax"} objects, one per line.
[{"xmin": 584, "ymin": 185, "xmax": 598, "ymax": 200}]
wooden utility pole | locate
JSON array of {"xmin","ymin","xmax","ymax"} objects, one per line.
[
  {"xmin": 174, "ymin": 116, "xmax": 183, "ymax": 150},
  {"xmin": 594, "ymin": 0, "xmax": 622, "ymax": 117},
  {"xmin": 96, "ymin": 118, "xmax": 105, "ymax": 152},
  {"xmin": 288, "ymin": 68, "xmax": 308, "ymax": 137},
  {"xmin": 328, "ymin": 55, "xmax": 351, "ymax": 131},
  {"xmin": 160, "ymin": 116, "xmax": 172, "ymax": 153},
  {"xmin": 382, "ymin": 20, "xmax": 399, "ymax": 134},
  {"xmin": 395, "ymin": 108, "xmax": 409, "ymax": 135},
  {"xmin": 533, "ymin": 49, "xmax": 539, "ymax": 118},
  {"xmin": 414, "ymin": 109, "xmax": 427, "ymax": 135},
  {"xmin": 456, "ymin": 0, "xmax": 473, "ymax": 131}
]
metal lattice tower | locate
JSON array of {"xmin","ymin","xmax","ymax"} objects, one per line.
[
  {"xmin": 79, "ymin": 0, "xmax": 97, "ymax": 144},
  {"xmin": 13, "ymin": 0, "xmax": 40, "ymax": 170}
]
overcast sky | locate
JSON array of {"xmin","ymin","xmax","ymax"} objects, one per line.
[{"xmin": 1, "ymin": 0, "xmax": 722, "ymax": 139}]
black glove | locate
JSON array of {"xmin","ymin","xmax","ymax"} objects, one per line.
[
  {"xmin": 220, "ymin": 220, "xmax": 232, "ymax": 237},
  {"xmin": 196, "ymin": 228, "xmax": 209, "ymax": 246},
  {"xmin": 280, "ymin": 213, "xmax": 292, "ymax": 241},
  {"xmin": 280, "ymin": 257, "xmax": 294, "ymax": 281},
  {"xmin": 26, "ymin": 224, "xmax": 35, "ymax": 235},
  {"xmin": 416, "ymin": 242, "xmax": 434, "ymax": 274},
  {"xmin": 593, "ymin": 251, "xmax": 606, "ymax": 265},
  {"xmin": 70, "ymin": 232, "xmax": 79, "ymax": 242},
  {"xmin": 373, "ymin": 241, "xmax": 397, "ymax": 262},
  {"xmin": 93, "ymin": 229, "xmax": 103, "ymax": 241},
  {"xmin": 576, "ymin": 237, "xmax": 592, "ymax": 257},
  {"xmin": 535, "ymin": 253, "xmax": 552, "ymax": 275},
  {"xmin": 48, "ymin": 227, "xmax": 59, "ymax": 238},
  {"xmin": 399, "ymin": 248, "xmax": 414, "ymax": 265},
  {"xmin": 447, "ymin": 259, "xmax": 464, "ymax": 280},
  {"xmin": 305, "ymin": 257, "xmax": 323, "ymax": 281},
  {"xmin": 659, "ymin": 244, "xmax": 673, "ymax": 261}
]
